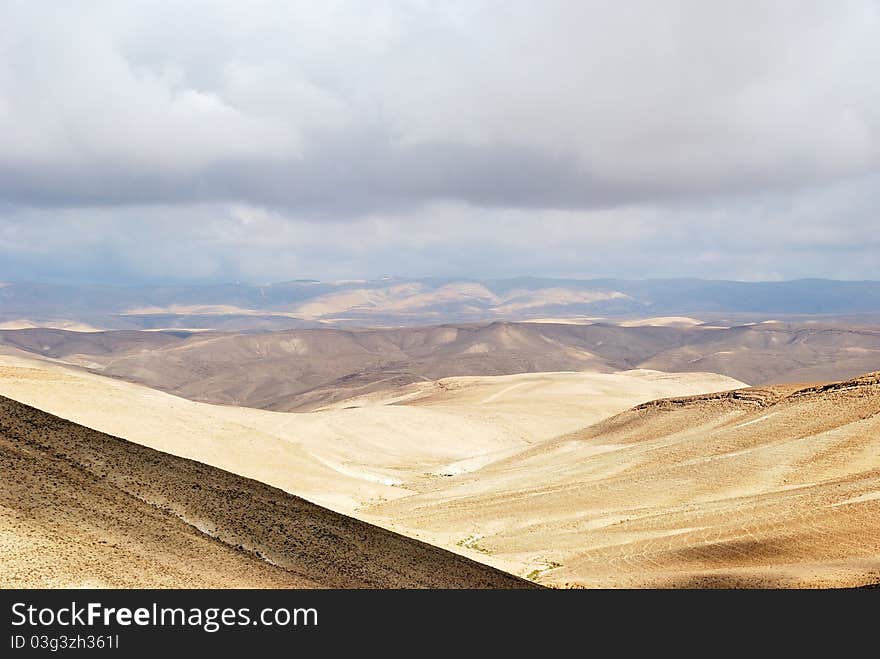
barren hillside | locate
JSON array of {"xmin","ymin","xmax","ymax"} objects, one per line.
[
  {"xmin": 0, "ymin": 395, "xmax": 534, "ymax": 589},
  {"xmin": 367, "ymin": 373, "xmax": 880, "ymax": 587},
  {"xmin": 0, "ymin": 354, "xmax": 740, "ymax": 513},
  {"xmin": 2, "ymin": 321, "xmax": 880, "ymax": 411},
  {"xmin": 1, "ymin": 349, "xmax": 877, "ymax": 587}
]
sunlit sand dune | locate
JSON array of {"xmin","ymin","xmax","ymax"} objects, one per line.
[
  {"xmin": 368, "ymin": 375, "xmax": 880, "ymax": 587},
  {"xmin": 0, "ymin": 355, "xmax": 740, "ymax": 512},
  {"xmin": 0, "ymin": 395, "xmax": 532, "ymax": 588},
  {"xmin": 3, "ymin": 352, "xmax": 876, "ymax": 588}
]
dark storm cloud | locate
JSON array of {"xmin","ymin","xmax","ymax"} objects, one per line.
[
  {"xmin": 0, "ymin": 134, "xmax": 599, "ymax": 213},
  {"xmin": 2, "ymin": 137, "xmax": 662, "ymax": 219},
  {"xmin": 1, "ymin": 128, "xmax": 865, "ymax": 217}
]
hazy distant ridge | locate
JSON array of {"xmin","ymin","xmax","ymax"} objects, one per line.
[{"xmin": 3, "ymin": 278, "xmax": 880, "ymax": 330}]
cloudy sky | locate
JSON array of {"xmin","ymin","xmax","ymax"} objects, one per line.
[{"xmin": 2, "ymin": 0, "xmax": 879, "ymax": 284}]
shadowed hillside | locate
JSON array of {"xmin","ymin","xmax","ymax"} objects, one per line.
[
  {"xmin": 0, "ymin": 395, "xmax": 535, "ymax": 589},
  {"xmin": 3, "ymin": 321, "xmax": 880, "ymax": 410}
]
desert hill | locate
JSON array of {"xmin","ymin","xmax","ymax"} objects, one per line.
[
  {"xmin": 1, "ymin": 350, "xmax": 876, "ymax": 587},
  {"xmin": 2, "ymin": 321, "xmax": 879, "ymax": 411},
  {"xmin": 0, "ymin": 354, "xmax": 740, "ymax": 513},
  {"xmin": 367, "ymin": 373, "xmax": 880, "ymax": 587},
  {"xmin": 0, "ymin": 394, "xmax": 534, "ymax": 589}
]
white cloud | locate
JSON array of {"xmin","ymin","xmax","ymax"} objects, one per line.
[{"xmin": 1, "ymin": 1, "xmax": 879, "ymax": 281}]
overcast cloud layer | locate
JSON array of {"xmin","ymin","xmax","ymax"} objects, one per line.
[{"xmin": 2, "ymin": 0, "xmax": 879, "ymax": 283}]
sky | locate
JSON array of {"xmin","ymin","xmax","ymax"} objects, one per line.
[{"xmin": 1, "ymin": 0, "xmax": 879, "ymax": 284}]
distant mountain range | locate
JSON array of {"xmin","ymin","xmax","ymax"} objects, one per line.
[{"xmin": 2, "ymin": 277, "xmax": 880, "ymax": 330}]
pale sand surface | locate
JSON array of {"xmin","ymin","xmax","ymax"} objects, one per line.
[
  {"xmin": 618, "ymin": 316, "xmax": 705, "ymax": 327},
  {"xmin": 367, "ymin": 378, "xmax": 880, "ymax": 587},
  {"xmin": 0, "ymin": 354, "xmax": 402, "ymax": 513},
  {"xmin": 0, "ymin": 355, "xmax": 740, "ymax": 512},
  {"xmin": 519, "ymin": 316, "xmax": 601, "ymax": 324},
  {"xmin": 0, "ymin": 395, "xmax": 532, "ymax": 589}
]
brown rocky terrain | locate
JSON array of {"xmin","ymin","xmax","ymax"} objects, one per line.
[{"xmin": 0, "ymin": 395, "xmax": 535, "ymax": 589}]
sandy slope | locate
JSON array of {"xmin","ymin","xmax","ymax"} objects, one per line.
[
  {"xmin": 0, "ymin": 355, "xmax": 741, "ymax": 514},
  {"xmin": 312, "ymin": 370, "xmax": 745, "ymax": 481},
  {"xmin": 0, "ymin": 396, "xmax": 532, "ymax": 588},
  {"xmin": 0, "ymin": 354, "xmax": 401, "ymax": 513},
  {"xmin": 5, "ymin": 352, "xmax": 875, "ymax": 587},
  {"xmin": 366, "ymin": 375, "xmax": 880, "ymax": 587}
]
